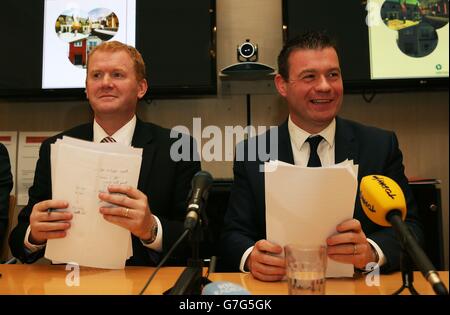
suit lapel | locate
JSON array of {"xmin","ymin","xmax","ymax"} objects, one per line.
[
  {"xmin": 277, "ymin": 120, "xmax": 294, "ymax": 164},
  {"xmin": 131, "ymin": 119, "xmax": 155, "ymax": 190},
  {"xmin": 71, "ymin": 123, "xmax": 94, "ymax": 141},
  {"xmin": 335, "ymin": 117, "xmax": 358, "ymax": 164}
]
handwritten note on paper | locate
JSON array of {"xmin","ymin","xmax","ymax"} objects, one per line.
[
  {"xmin": 46, "ymin": 137, "xmax": 142, "ymax": 269},
  {"xmin": 265, "ymin": 160, "xmax": 358, "ymax": 278}
]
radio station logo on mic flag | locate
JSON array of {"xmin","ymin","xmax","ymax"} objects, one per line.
[{"xmin": 359, "ymin": 175, "xmax": 407, "ymax": 227}]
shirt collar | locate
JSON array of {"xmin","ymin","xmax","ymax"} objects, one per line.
[
  {"xmin": 93, "ymin": 115, "xmax": 136, "ymax": 146},
  {"xmin": 288, "ymin": 116, "xmax": 336, "ymax": 150}
]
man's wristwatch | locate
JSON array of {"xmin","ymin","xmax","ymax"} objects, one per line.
[{"xmin": 141, "ymin": 220, "xmax": 158, "ymax": 245}]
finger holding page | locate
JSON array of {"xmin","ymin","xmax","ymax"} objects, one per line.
[
  {"xmin": 29, "ymin": 199, "xmax": 72, "ymax": 244},
  {"xmin": 99, "ymin": 185, "xmax": 155, "ymax": 240}
]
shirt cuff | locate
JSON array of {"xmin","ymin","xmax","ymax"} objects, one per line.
[
  {"xmin": 367, "ymin": 238, "xmax": 386, "ymax": 267},
  {"xmin": 140, "ymin": 215, "xmax": 162, "ymax": 252},
  {"xmin": 239, "ymin": 246, "xmax": 254, "ymax": 273},
  {"xmin": 24, "ymin": 225, "xmax": 46, "ymax": 253}
]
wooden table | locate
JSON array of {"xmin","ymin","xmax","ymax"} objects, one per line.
[{"xmin": 0, "ymin": 264, "xmax": 447, "ymax": 295}]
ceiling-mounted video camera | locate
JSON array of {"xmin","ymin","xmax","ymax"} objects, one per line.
[{"xmin": 237, "ymin": 39, "xmax": 258, "ymax": 62}]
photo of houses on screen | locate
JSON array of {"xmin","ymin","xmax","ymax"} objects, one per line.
[
  {"xmin": 55, "ymin": 8, "xmax": 119, "ymax": 68},
  {"xmin": 381, "ymin": 0, "xmax": 448, "ymax": 57}
]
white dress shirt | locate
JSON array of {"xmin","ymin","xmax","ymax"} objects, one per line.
[
  {"xmin": 25, "ymin": 115, "xmax": 163, "ymax": 254},
  {"xmin": 239, "ymin": 116, "xmax": 385, "ymax": 272}
]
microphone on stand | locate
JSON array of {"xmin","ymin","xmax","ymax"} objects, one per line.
[
  {"xmin": 359, "ymin": 175, "xmax": 448, "ymax": 295},
  {"xmin": 139, "ymin": 171, "xmax": 213, "ymax": 295},
  {"xmin": 168, "ymin": 171, "xmax": 214, "ymax": 295},
  {"xmin": 184, "ymin": 171, "xmax": 213, "ymax": 232}
]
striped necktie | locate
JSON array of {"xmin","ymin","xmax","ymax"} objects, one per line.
[{"xmin": 101, "ymin": 136, "xmax": 116, "ymax": 143}]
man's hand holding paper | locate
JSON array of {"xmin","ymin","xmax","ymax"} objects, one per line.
[
  {"xmin": 29, "ymin": 200, "xmax": 71, "ymax": 245},
  {"xmin": 99, "ymin": 184, "xmax": 156, "ymax": 242},
  {"xmin": 326, "ymin": 218, "xmax": 378, "ymax": 270},
  {"xmin": 245, "ymin": 240, "xmax": 286, "ymax": 282}
]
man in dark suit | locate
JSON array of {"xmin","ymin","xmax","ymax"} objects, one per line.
[
  {"xmin": 9, "ymin": 41, "xmax": 200, "ymax": 266},
  {"xmin": 220, "ymin": 31, "xmax": 423, "ymax": 281},
  {"xmin": 1, "ymin": 143, "xmax": 13, "ymax": 251}
]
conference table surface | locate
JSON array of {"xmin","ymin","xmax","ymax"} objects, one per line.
[{"xmin": 0, "ymin": 264, "xmax": 447, "ymax": 295}]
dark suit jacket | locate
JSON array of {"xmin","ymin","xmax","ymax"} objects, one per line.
[
  {"xmin": 220, "ymin": 117, "xmax": 423, "ymax": 273},
  {"xmin": 9, "ymin": 118, "xmax": 201, "ymax": 266},
  {"xmin": 1, "ymin": 143, "xmax": 13, "ymax": 249}
]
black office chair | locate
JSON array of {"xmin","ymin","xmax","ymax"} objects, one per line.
[
  {"xmin": 201, "ymin": 180, "xmax": 233, "ymax": 271},
  {"xmin": 408, "ymin": 182, "xmax": 445, "ymax": 270}
]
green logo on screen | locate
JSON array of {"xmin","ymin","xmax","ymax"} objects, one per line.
[{"xmin": 436, "ymin": 64, "xmax": 443, "ymax": 71}]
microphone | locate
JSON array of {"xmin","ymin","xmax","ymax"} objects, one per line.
[
  {"xmin": 184, "ymin": 171, "xmax": 213, "ymax": 232},
  {"xmin": 360, "ymin": 175, "xmax": 448, "ymax": 295},
  {"xmin": 202, "ymin": 281, "xmax": 251, "ymax": 295}
]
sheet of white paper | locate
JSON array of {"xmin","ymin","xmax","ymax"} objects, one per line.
[
  {"xmin": 265, "ymin": 160, "xmax": 358, "ymax": 278},
  {"xmin": 46, "ymin": 138, "xmax": 142, "ymax": 269},
  {"xmin": 17, "ymin": 132, "xmax": 58, "ymax": 205}
]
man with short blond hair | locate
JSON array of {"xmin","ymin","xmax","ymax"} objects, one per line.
[{"xmin": 10, "ymin": 41, "xmax": 200, "ymax": 266}]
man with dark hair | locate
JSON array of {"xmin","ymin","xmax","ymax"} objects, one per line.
[
  {"xmin": 220, "ymin": 31, "xmax": 423, "ymax": 281},
  {"xmin": 277, "ymin": 30, "xmax": 338, "ymax": 80},
  {"xmin": 0, "ymin": 143, "xmax": 13, "ymax": 252},
  {"xmin": 9, "ymin": 41, "xmax": 200, "ymax": 266}
]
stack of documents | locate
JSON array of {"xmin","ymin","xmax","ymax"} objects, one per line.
[
  {"xmin": 45, "ymin": 136, "xmax": 143, "ymax": 269},
  {"xmin": 265, "ymin": 160, "xmax": 358, "ymax": 278}
]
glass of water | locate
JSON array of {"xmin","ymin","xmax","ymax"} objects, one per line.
[{"xmin": 285, "ymin": 244, "xmax": 327, "ymax": 295}]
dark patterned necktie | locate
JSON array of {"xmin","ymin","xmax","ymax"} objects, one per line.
[
  {"xmin": 306, "ymin": 136, "xmax": 323, "ymax": 167},
  {"xmin": 100, "ymin": 136, "xmax": 116, "ymax": 143}
]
